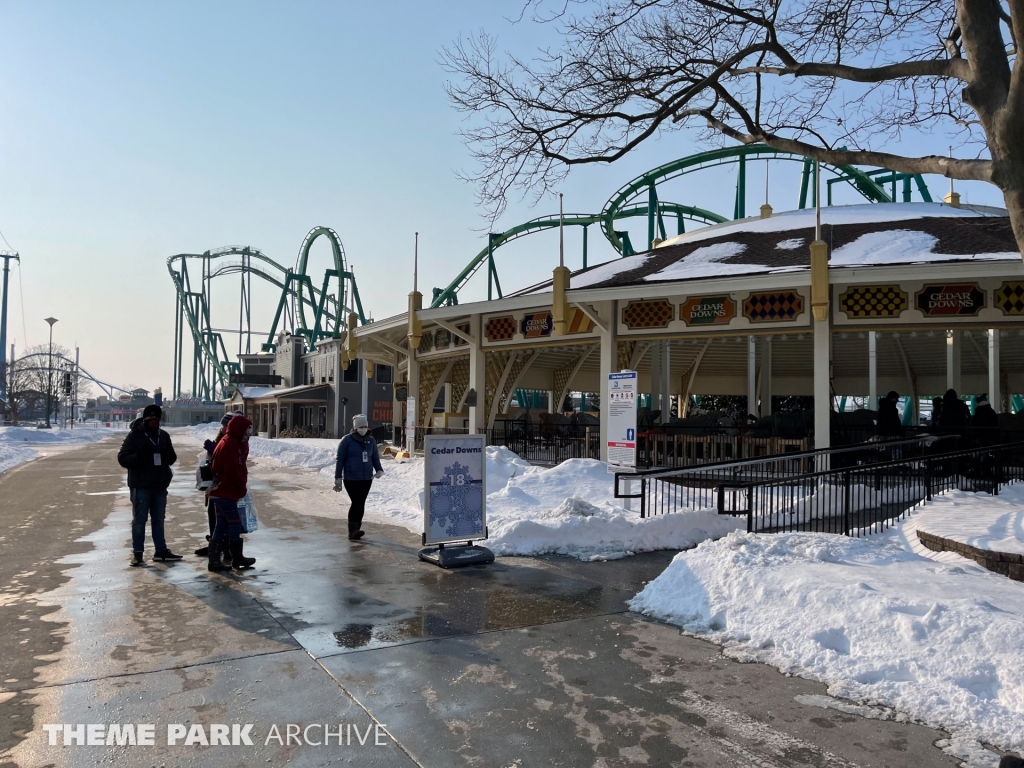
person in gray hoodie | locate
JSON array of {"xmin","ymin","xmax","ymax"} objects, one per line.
[{"xmin": 333, "ymin": 414, "xmax": 383, "ymax": 540}]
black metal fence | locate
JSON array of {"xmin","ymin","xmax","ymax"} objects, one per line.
[{"xmin": 616, "ymin": 439, "xmax": 1024, "ymax": 537}]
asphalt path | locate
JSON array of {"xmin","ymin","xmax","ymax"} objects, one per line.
[{"xmin": 0, "ymin": 434, "xmax": 964, "ymax": 767}]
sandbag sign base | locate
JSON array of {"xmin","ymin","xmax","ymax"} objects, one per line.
[{"xmin": 418, "ymin": 543, "xmax": 495, "ymax": 569}]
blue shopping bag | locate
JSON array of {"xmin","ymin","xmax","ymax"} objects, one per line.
[{"xmin": 238, "ymin": 493, "xmax": 259, "ymax": 534}]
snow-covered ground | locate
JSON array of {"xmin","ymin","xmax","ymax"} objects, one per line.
[
  {"xmin": 909, "ymin": 485, "xmax": 1024, "ymax": 556},
  {"xmin": 0, "ymin": 424, "xmax": 121, "ymax": 474},
  {"xmin": 629, "ymin": 498, "xmax": 1024, "ymax": 767},
  {"xmin": 186, "ymin": 426, "xmax": 742, "ymax": 561}
]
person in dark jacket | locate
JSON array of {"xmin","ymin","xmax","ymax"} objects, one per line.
[
  {"xmin": 117, "ymin": 404, "xmax": 181, "ymax": 566},
  {"xmin": 938, "ymin": 388, "xmax": 970, "ymax": 439},
  {"xmin": 972, "ymin": 394, "xmax": 999, "ymax": 447},
  {"xmin": 876, "ymin": 391, "xmax": 904, "ymax": 439},
  {"xmin": 208, "ymin": 414, "xmax": 256, "ymax": 572},
  {"xmin": 333, "ymin": 414, "xmax": 383, "ymax": 540}
]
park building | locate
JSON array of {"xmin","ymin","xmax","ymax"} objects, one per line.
[
  {"xmin": 352, "ymin": 201, "xmax": 1024, "ymax": 465},
  {"xmin": 224, "ymin": 331, "xmax": 393, "ymax": 438}
]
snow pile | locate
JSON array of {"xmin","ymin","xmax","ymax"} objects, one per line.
[
  {"xmin": 912, "ymin": 485, "xmax": 1024, "ymax": 556},
  {"xmin": 191, "ymin": 425, "xmax": 744, "ymax": 561},
  {"xmin": 629, "ymin": 529, "xmax": 1024, "ymax": 765},
  {"xmin": 186, "ymin": 425, "xmax": 341, "ymax": 470},
  {"xmin": 0, "ymin": 425, "xmax": 119, "ymax": 474}
]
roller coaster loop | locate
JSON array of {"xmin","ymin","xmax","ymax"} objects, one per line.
[{"xmin": 167, "ymin": 227, "xmax": 365, "ymax": 401}]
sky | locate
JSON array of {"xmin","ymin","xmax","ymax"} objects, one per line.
[{"xmin": 0, "ymin": 1, "xmax": 1007, "ymax": 396}]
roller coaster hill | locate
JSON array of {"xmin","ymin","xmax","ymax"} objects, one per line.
[{"xmin": 169, "ymin": 143, "xmax": 973, "ymax": 407}]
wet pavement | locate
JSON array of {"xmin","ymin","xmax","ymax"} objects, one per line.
[{"xmin": 0, "ymin": 435, "xmax": 963, "ymax": 767}]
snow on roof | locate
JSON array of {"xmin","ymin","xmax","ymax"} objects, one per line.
[{"xmin": 561, "ymin": 203, "xmax": 1019, "ymax": 291}]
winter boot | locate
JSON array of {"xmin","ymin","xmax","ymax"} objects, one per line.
[
  {"xmin": 229, "ymin": 539, "xmax": 256, "ymax": 569},
  {"xmin": 154, "ymin": 549, "xmax": 183, "ymax": 561},
  {"xmin": 207, "ymin": 538, "xmax": 230, "ymax": 572},
  {"xmin": 348, "ymin": 530, "xmax": 365, "ymax": 541},
  {"xmin": 195, "ymin": 534, "xmax": 210, "ymax": 557},
  {"xmin": 130, "ymin": 551, "xmax": 144, "ymax": 567}
]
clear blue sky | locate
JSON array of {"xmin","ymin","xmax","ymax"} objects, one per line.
[{"xmin": 0, "ymin": 1, "xmax": 1005, "ymax": 394}]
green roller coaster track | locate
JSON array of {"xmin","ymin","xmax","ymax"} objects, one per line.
[
  {"xmin": 168, "ymin": 226, "xmax": 365, "ymax": 401},
  {"xmin": 429, "ymin": 143, "xmax": 931, "ymax": 308}
]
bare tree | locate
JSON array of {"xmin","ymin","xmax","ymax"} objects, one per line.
[{"xmin": 444, "ymin": 1, "xmax": 1024, "ymax": 252}]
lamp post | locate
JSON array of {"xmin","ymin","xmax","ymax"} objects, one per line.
[{"xmin": 44, "ymin": 317, "xmax": 58, "ymax": 428}]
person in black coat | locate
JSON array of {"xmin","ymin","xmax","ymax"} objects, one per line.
[
  {"xmin": 876, "ymin": 391, "xmax": 904, "ymax": 439},
  {"xmin": 972, "ymin": 394, "xmax": 999, "ymax": 447},
  {"xmin": 117, "ymin": 404, "xmax": 181, "ymax": 566}
]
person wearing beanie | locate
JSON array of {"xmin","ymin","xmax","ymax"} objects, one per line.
[
  {"xmin": 333, "ymin": 414, "xmax": 384, "ymax": 540},
  {"xmin": 117, "ymin": 404, "xmax": 181, "ymax": 566}
]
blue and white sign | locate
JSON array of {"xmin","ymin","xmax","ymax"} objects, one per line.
[
  {"xmin": 423, "ymin": 434, "xmax": 488, "ymax": 546},
  {"xmin": 606, "ymin": 370, "xmax": 638, "ymax": 469}
]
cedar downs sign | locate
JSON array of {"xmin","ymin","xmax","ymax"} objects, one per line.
[
  {"xmin": 915, "ymin": 283, "xmax": 986, "ymax": 317},
  {"xmin": 679, "ymin": 295, "xmax": 736, "ymax": 326}
]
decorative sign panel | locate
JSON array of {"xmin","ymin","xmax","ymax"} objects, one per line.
[
  {"xmin": 433, "ymin": 328, "xmax": 451, "ymax": 348},
  {"xmin": 679, "ymin": 295, "xmax": 736, "ymax": 326},
  {"xmin": 915, "ymin": 283, "xmax": 985, "ymax": 317},
  {"xmin": 995, "ymin": 281, "xmax": 1024, "ymax": 316},
  {"xmin": 485, "ymin": 316, "xmax": 516, "ymax": 342},
  {"xmin": 567, "ymin": 308, "xmax": 596, "ymax": 334},
  {"xmin": 743, "ymin": 292, "xmax": 804, "ymax": 323},
  {"xmin": 839, "ymin": 285, "xmax": 908, "ymax": 318},
  {"xmin": 520, "ymin": 311, "xmax": 553, "ymax": 338},
  {"xmin": 622, "ymin": 299, "xmax": 674, "ymax": 330}
]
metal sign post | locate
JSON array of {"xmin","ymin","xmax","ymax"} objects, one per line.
[{"xmin": 418, "ymin": 433, "xmax": 494, "ymax": 568}]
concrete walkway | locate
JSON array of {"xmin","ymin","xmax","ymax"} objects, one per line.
[{"xmin": 0, "ymin": 435, "xmax": 962, "ymax": 767}]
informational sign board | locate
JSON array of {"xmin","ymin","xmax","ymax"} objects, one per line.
[
  {"xmin": 423, "ymin": 434, "xmax": 487, "ymax": 545},
  {"xmin": 404, "ymin": 396, "xmax": 416, "ymax": 450},
  {"xmin": 606, "ymin": 370, "xmax": 638, "ymax": 469}
]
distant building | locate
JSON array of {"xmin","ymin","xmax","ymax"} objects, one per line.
[
  {"xmin": 224, "ymin": 332, "xmax": 393, "ymax": 438},
  {"xmin": 93, "ymin": 389, "xmax": 154, "ymax": 422}
]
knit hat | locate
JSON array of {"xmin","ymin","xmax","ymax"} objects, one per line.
[
  {"xmin": 221, "ymin": 413, "xmax": 234, "ymax": 426},
  {"xmin": 142, "ymin": 404, "xmax": 162, "ymax": 420},
  {"xmin": 977, "ymin": 394, "xmax": 990, "ymax": 407},
  {"xmin": 352, "ymin": 414, "xmax": 369, "ymax": 429}
]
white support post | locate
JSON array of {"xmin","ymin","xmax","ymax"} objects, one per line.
[
  {"xmin": 408, "ymin": 351, "xmax": 420, "ymax": 442},
  {"xmin": 760, "ymin": 336, "xmax": 772, "ymax": 416},
  {"xmin": 946, "ymin": 330, "xmax": 961, "ymax": 392},
  {"xmin": 747, "ymin": 335, "xmax": 757, "ymax": 418},
  {"xmin": 868, "ymin": 331, "xmax": 877, "ymax": 411},
  {"xmin": 660, "ymin": 341, "xmax": 671, "ymax": 423},
  {"xmin": 598, "ymin": 301, "xmax": 615, "ymax": 462},
  {"xmin": 989, "ymin": 328, "xmax": 1001, "ymax": 412},
  {"xmin": 547, "ymin": 390, "xmax": 557, "ymax": 414},
  {"xmin": 813, "ymin": 321, "xmax": 831, "ymax": 456},
  {"xmin": 468, "ymin": 315, "xmax": 485, "ymax": 435}
]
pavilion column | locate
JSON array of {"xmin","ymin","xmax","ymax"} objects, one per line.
[
  {"xmin": 868, "ymin": 331, "xmax": 878, "ymax": 410},
  {"xmin": 408, "ymin": 351, "xmax": 420, "ymax": 444},
  {"xmin": 989, "ymin": 328, "xmax": 1001, "ymax": 412},
  {"xmin": 650, "ymin": 340, "xmax": 671, "ymax": 423},
  {"xmin": 468, "ymin": 315, "xmax": 486, "ymax": 434},
  {"xmin": 810, "ymin": 236, "xmax": 831, "ymax": 458},
  {"xmin": 547, "ymin": 390, "xmax": 557, "ymax": 414},
  {"xmin": 747, "ymin": 335, "xmax": 757, "ymax": 418},
  {"xmin": 759, "ymin": 336, "xmax": 772, "ymax": 416},
  {"xmin": 598, "ymin": 301, "xmax": 616, "ymax": 462},
  {"xmin": 946, "ymin": 330, "xmax": 962, "ymax": 392}
]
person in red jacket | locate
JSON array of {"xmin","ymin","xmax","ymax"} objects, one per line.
[{"xmin": 208, "ymin": 414, "xmax": 256, "ymax": 572}]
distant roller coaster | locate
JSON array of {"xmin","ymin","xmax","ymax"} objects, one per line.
[
  {"xmin": 429, "ymin": 144, "xmax": 932, "ymax": 307},
  {"xmin": 168, "ymin": 226, "xmax": 365, "ymax": 401}
]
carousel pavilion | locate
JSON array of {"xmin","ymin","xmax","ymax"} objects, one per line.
[{"xmin": 353, "ymin": 200, "xmax": 1024, "ymax": 462}]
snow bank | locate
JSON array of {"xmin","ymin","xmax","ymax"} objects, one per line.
[
  {"xmin": 0, "ymin": 425, "xmax": 119, "ymax": 474},
  {"xmin": 188, "ymin": 424, "xmax": 742, "ymax": 561},
  {"xmin": 912, "ymin": 485, "xmax": 1024, "ymax": 556},
  {"xmin": 629, "ymin": 529, "xmax": 1024, "ymax": 765}
]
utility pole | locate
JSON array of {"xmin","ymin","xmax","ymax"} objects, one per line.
[
  {"xmin": 44, "ymin": 317, "xmax": 58, "ymax": 428},
  {"xmin": 0, "ymin": 251, "xmax": 20, "ymax": 413}
]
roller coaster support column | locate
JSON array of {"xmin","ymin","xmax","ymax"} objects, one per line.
[
  {"xmin": 734, "ymin": 153, "xmax": 747, "ymax": 219},
  {"xmin": 582, "ymin": 226, "xmax": 588, "ymax": 269},
  {"xmin": 0, "ymin": 251, "xmax": 19, "ymax": 405}
]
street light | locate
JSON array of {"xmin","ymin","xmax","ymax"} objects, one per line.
[{"xmin": 44, "ymin": 317, "xmax": 57, "ymax": 428}]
